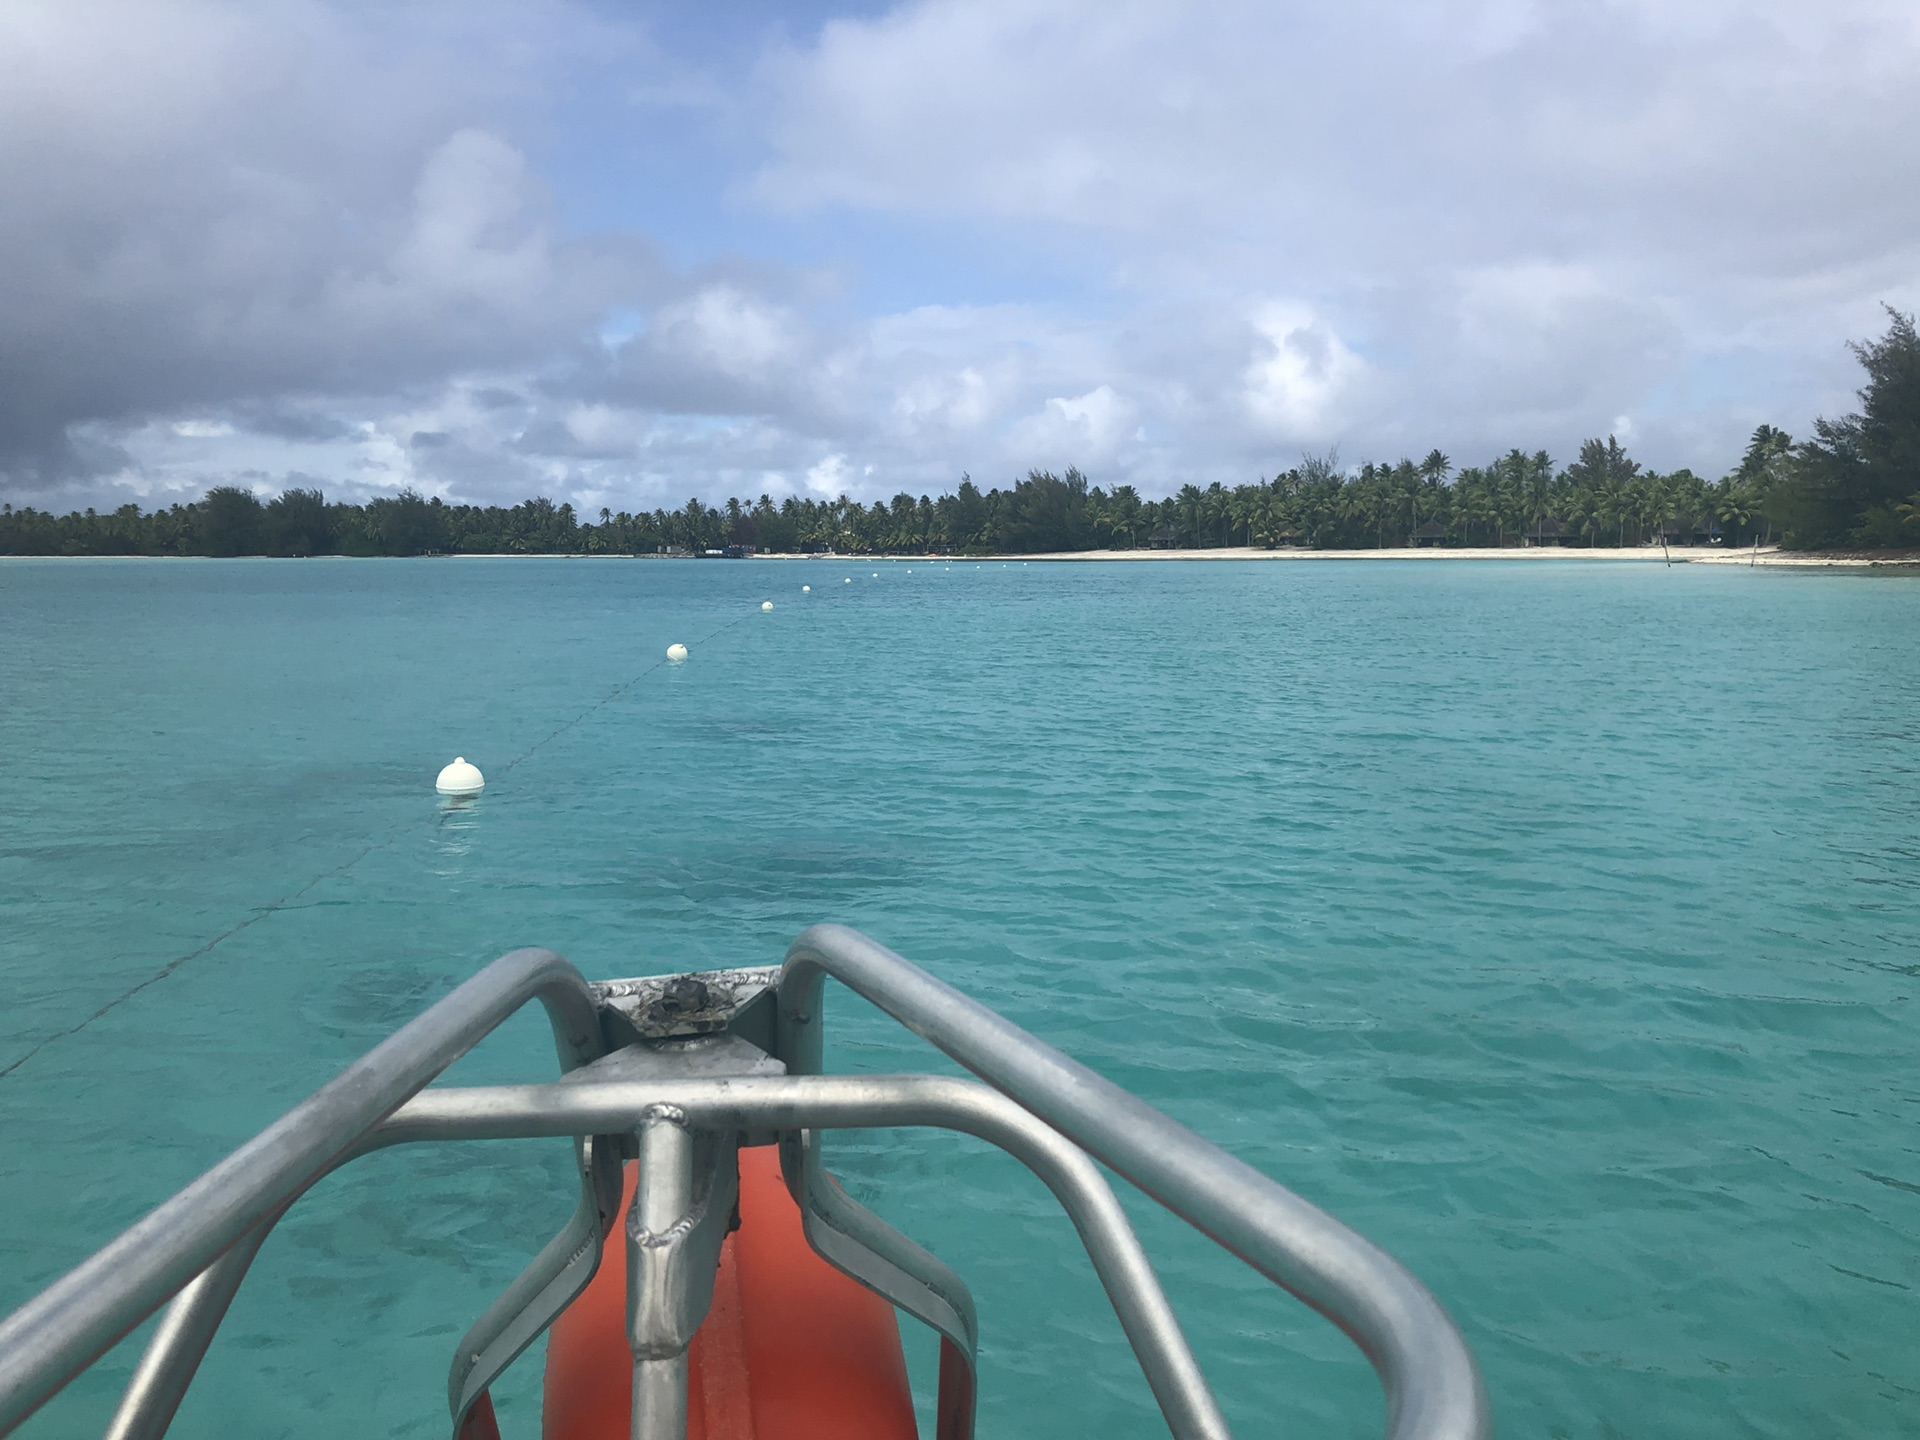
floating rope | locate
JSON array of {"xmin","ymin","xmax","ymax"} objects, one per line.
[{"xmin": 0, "ymin": 607, "xmax": 758, "ymax": 1079}]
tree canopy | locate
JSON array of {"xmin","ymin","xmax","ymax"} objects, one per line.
[
  {"xmin": 0, "ymin": 457, "xmax": 1772, "ymax": 558},
  {"xmin": 1766, "ymin": 306, "xmax": 1920, "ymax": 548}
]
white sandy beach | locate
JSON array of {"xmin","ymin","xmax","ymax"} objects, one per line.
[
  {"xmin": 10, "ymin": 547, "xmax": 1913, "ymax": 567},
  {"xmin": 756, "ymin": 546, "xmax": 1917, "ymax": 568}
]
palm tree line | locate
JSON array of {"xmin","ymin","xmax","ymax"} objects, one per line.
[
  {"xmin": 0, "ymin": 432, "xmax": 1788, "ymax": 557},
  {"xmin": 3, "ymin": 307, "xmax": 1913, "ymax": 557}
]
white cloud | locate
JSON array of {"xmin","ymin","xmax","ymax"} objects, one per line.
[
  {"xmin": 653, "ymin": 285, "xmax": 801, "ymax": 380},
  {"xmin": 741, "ymin": 0, "xmax": 1920, "ymax": 476},
  {"xmin": 7, "ymin": 0, "xmax": 1920, "ymax": 515},
  {"xmin": 1010, "ymin": 384, "xmax": 1137, "ymax": 463},
  {"xmin": 754, "ymin": 0, "xmax": 1920, "ymax": 277},
  {"xmin": 390, "ymin": 129, "xmax": 554, "ymax": 302},
  {"xmin": 560, "ymin": 404, "xmax": 645, "ymax": 455},
  {"xmin": 804, "ymin": 452, "xmax": 852, "ymax": 496},
  {"xmin": 752, "ymin": 0, "xmax": 1247, "ymax": 230},
  {"xmin": 1242, "ymin": 305, "xmax": 1362, "ymax": 437},
  {"xmin": 891, "ymin": 366, "xmax": 993, "ymax": 432}
]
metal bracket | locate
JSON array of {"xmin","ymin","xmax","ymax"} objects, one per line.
[
  {"xmin": 447, "ymin": 1133, "xmax": 624, "ymax": 1437},
  {"xmin": 448, "ymin": 980, "xmax": 786, "ymax": 1437},
  {"xmin": 628, "ymin": 1108, "xmax": 739, "ymax": 1440},
  {"xmin": 772, "ymin": 968, "xmax": 980, "ymax": 1440}
]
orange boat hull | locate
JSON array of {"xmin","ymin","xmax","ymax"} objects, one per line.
[{"xmin": 542, "ymin": 1147, "xmax": 918, "ymax": 1440}]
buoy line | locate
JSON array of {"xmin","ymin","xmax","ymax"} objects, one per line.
[
  {"xmin": 0, "ymin": 604, "xmax": 763, "ymax": 1081},
  {"xmin": 0, "ymin": 841, "xmax": 391, "ymax": 1081}
]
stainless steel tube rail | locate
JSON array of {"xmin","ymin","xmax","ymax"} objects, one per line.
[
  {"xmin": 776, "ymin": 924, "xmax": 1492, "ymax": 1440},
  {"xmin": 381, "ymin": 1074, "xmax": 1231, "ymax": 1440},
  {"xmin": 0, "ymin": 947, "xmax": 606, "ymax": 1438},
  {"xmin": 99, "ymin": 1214, "xmax": 279, "ymax": 1440}
]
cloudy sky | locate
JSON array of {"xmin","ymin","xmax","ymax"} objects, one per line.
[{"xmin": 3, "ymin": 0, "xmax": 1916, "ymax": 513}]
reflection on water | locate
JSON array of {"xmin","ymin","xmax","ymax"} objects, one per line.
[{"xmin": 433, "ymin": 793, "xmax": 483, "ymax": 867}]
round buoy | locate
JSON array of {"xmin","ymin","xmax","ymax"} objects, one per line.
[
  {"xmin": 844, "ymin": 577, "xmax": 851, "ymax": 584},
  {"xmin": 436, "ymin": 757, "xmax": 484, "ymax": 796},
  {"xmin": 871, "ymin": 572, "xmax": 878, "ymax": 578},
  {"xmin": 802, "ymin": 584, "xmax": 811, "ymax": 593},
  {"xmin": 667, "ymin": 643, "xmax": 689, "ymax": 663},
  {"xmin": 761, "ymin": 600, "xmax": 774, "ymax": 612}
]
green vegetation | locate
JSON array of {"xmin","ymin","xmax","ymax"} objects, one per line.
[
  {"xmin": 5, "ymin": 312, "xmax": 1915, "ymax": 558},
  {"xmin": 1764, "ymin": 307, "xmax": 1920, "ymax": 549}
]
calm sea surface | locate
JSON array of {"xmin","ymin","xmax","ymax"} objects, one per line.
[{"xmin": 1, "ymin": 557, "xmax": 1916, "ymax": 1439}]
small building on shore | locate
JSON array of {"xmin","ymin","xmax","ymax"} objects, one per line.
[{"xmin": 1521, "ymin": 518, "xmax": 1576, "ymax": 547}]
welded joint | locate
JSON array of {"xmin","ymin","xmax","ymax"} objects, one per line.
[{"xmin": 625, "ymin": 1114, "xmax": 738, "ymax": 1362}]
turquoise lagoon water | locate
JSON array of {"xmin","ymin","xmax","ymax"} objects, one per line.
[{"xmin": 1, "ymin": 556, "xmax": 1916, "ymax": 1439}]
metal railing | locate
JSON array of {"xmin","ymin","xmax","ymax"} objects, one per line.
[
  {"xmin": 778, "ymin": 925, "xmax": 1490, "ymax": 1440},
  {"xmin": 0, "ymin": 926, "xmax": 1491, "ymax": 1440}
]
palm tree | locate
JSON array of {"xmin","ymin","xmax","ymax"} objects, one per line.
[
  {"xmin": 1203, "ymin": 483, "xmax": 1232, "ymax": 546},
  {"xmin": 1513, "ymin": 450, "xmax": 1554, "ymax": 543},
  {"xmin": 1714, "ymin": 480, "xmax": 1755, "ymax": 544},
  {"xmin": 1175, "ymin": 484, "xmax": 1204, "ymax": 547},
  {"xmin": 1412, "ymin": 461, "xmax": 1449, "ymax": 539},
  {"xmin": 1110, "ymin": 485, "xmax": 1143, "ymax": 548},
  {"xmin": 1227, "ymin": 487, "xmax": 1258, "ymax": 547},
  {"xmin": 1564, "ymin": 482, "xmax": 1594, "ymax": 546}
]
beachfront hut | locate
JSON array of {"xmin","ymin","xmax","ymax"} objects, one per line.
[
  {"xmin": 1410, "ymin": 521, "xmax": 1448, "ymax": 547},
  {"xmin": 1521, "ymin": 518, "xmax": 1574, "ymax": 547}
]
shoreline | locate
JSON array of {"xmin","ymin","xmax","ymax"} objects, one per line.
[
  {"xmin": 756, "ymin": 545, "xmax": 1920, "ymax": 568},
  {"xmin": 5, "ymin": 546, "xmax": 1915, "ymax": 568}
]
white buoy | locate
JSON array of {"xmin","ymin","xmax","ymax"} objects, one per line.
[
  {"xmin": 871, "ymin": 572, "xmax": 878, "ymax": 578},
  {"xmin": 435, "ymin": 757, "xmax": 484, "ymax": 796},
  {"xmin": 666, "ymin": 643, "xmax": 689, "ymax": 663},
  {"xmin": 802, "ymin": 584, "xmax": 811, "ymax": 593},
  {"xmin": 844, "ymin": 577, "xmax": 852, "ymax": 584},
  {"xmin": 761, "ymin": 600, "xmax": 774, "ymax": 612}
]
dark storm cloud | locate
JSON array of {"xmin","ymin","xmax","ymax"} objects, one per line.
[
  {"xmin": 0, "ymin": 3, "xmax": 673, "ymax": 501},
  {"xmin": 231, "ymin": 407, "xmax": 360, "ymax": 444}
]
